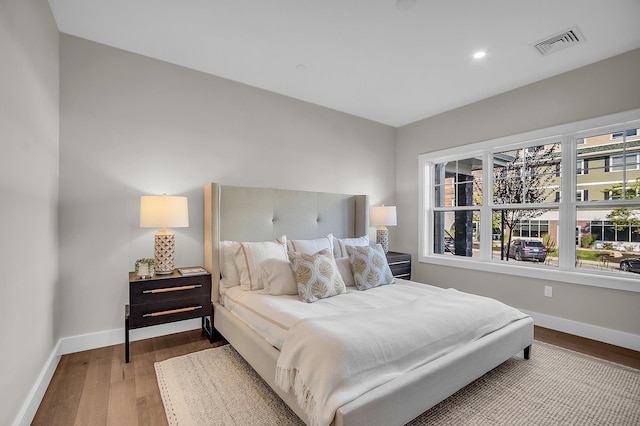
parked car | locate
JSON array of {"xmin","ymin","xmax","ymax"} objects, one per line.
[
  {"xmin": 619, "ymin": 258, "xmax": 640, "ymax": 273},
  {"xmin": 508, "ymin": 238, "xmax": 548, "ymax": 262},
  {"xmin": 444, "ymin": 236, "xmax": 455, "ymax": 252}
]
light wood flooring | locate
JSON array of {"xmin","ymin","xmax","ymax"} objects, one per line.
[{"xmin": 32, "ymin": 326, "xmax": 639, "ymax": 425}]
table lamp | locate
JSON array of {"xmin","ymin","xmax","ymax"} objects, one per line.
[
  {"xmin": 140, "ymin": 195, "xmax": 189, "ymax": 274},
  {"xmin": 370, "ymin": 205, "xmax": 397, "ymax": 253}
]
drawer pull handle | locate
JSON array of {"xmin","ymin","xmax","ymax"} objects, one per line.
[
  {"xmin": 388, "ymin": 261, "xmax": 410, "ymax": 266},
  {"xmin": 143, "ymin": 305, "xmax": 203, "ymax": 317},
  {"xmin": 143, "ymin": 284, "xmax": 202, "ymax": 294}
]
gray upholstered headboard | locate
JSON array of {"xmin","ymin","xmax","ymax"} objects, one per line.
[{"xmin": 204, "ymin": 183, "xmax": 369, "ymax": 303}]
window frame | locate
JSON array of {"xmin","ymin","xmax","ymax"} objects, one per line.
[{"xmin": 419, "ymin": 109, "xmax": 640, "ymax": 293}]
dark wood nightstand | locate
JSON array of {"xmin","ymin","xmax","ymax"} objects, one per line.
[
  {"xmin": 386, "ymin": 251, "xmax": 411, "ymax": 280},
  {"xmin": 125, "ymin": 268, "xmax": 213, "ymax": 362}
]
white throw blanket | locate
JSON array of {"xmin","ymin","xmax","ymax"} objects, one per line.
[{"xmin": 275, "ymin": 288, "xmax": 529, "ymax": 426}]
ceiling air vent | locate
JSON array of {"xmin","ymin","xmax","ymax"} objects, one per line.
[{"xmin": 533, "ymin": 26, "xmax": 584, "ymax": 56}]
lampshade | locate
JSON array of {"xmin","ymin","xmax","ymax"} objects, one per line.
[
  {"xmin": 370, "ymin": 206, "xmax": 397, "ymax": 227},
  {"xmin": 139, "ymin": 195, "xmax": 189, "ymax": 274},
  {"xmin": 370, "ymin": 205, "xmax": 397, "ymax": 254},
  {"xmin": 140, "ymin": 196, "xmax": 189, "ymax": 228}
]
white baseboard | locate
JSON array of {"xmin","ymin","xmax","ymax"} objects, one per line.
[
  {"xmin": 56, "ymin": 318, "xmax": 201, "ymax": 355},
  {"xmin": 12, "ymin": 340, "xmax": 61, "ymax": 426},
  {"xmin": 12, "ymin": 319, "xmax": 201, "ymax": 426},
  {"xmin": 523, "ymin": 310, "xmax": 640, "ymax": 351}
]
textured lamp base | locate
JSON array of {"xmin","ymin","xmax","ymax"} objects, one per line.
[
  {"xmin": 376, "ymin": 228, "xmax": 389, "ymax": 253},
  {"xmin": 155, "ymin": 234, "xmax": 175, "ymax": 274}
]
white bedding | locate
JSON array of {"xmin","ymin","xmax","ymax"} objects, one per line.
[
  {"xmin": 275, "ymin": 288, "xmax": 529, "ymax": 426},
  {"xmin": 222, "ymin": 281, "xmax": 529, "ymax": 426},
  {"xmin": 221, "ymin": 280, "xmax": 453, "ymax": 349}
]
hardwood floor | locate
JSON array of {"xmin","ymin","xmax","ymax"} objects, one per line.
[
  {"xmin": 32, "ymin": 326, "xmax": 639, "ymax": 425},
  {"xmin": 534, "ymin": 326, "xmax": 640, "ymax": 369},
  {"xmin": 32, "ymin": 330, "xmax": 225, "ymax": 426}
]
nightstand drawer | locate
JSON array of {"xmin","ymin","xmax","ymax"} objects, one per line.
[
  {"xmin": 130, "ymin": 276, "xmax": 210, "ymax": 305},
  {"xmin": 128, "ymin": 299, "xmax": 209, "ymax": 328},
  {"xmin": 389, "ymin": 263, "xmax": 411, "ymax": 276},
  {"xmin": 386, "ymin": 251, "xmax": 412, "ymax": 280}
]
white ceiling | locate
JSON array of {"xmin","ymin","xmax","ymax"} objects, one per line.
[{"xmin": 48, "ymin": 0, "xmax": 640, "ymax": 127}]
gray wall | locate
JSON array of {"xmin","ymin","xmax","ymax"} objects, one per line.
[
  {"xmin": 396, "ymin": 49, "xmax": 640, "ymax": 337},
  {"xmin": 0, "ymin": 0, "xmax": 59, "ymax": 424},
  {"xmin": 58, "ymin": 35, "xmax": 396, "ymax": 338}
]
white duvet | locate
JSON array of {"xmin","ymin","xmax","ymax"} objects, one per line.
[
  {"xmin": 222, "ymin": 281, "xmax": 529, "ymax": 426},
  {"xmin": 273, "ymin": 287, "xmax": 528, "ymax": 426}
]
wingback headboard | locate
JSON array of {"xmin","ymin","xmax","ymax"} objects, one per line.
[{"xmin": 204, "ymin": 183, "xmax": 369, "ymax": 303}]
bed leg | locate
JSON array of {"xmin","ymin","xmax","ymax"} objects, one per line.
[{"xmin": 524, "ymin": 345, "xmax": 531, "ymax": 360}]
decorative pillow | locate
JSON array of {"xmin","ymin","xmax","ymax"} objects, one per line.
[
  {"xmin": 333, "ymin": 235, "xmax": 370, "ymax": 258},
  {"xmin": 235, "ymin": 236, "xmax": 288, "ymax": 291},
  {"xmin": 346, "ymin": 244, "xmax": 394, "ymax": 290},
  {"xmin": 260, "ymin": 258, "xmax": 298, "ymax": 296},
  {"xmin": 219, "ymin": 240, "xmax": 241, "ymax": 292},
  {"xmin": 289, "ymin": 249, "xmax": 346, "ymax": 303},
  {"xmin": 335, "ymin": 256, "xmax": 355, "ymax": 287},
  {"xmin": 287, "ymin": 234, "xmax": 334, "ymax": 255}
]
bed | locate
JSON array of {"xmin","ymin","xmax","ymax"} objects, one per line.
[{"xmin": 204, "ymin": 182, "xmax": 534, "ymax": 426}]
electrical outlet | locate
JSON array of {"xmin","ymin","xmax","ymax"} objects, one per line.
[{"xmin": 544, "ymin": 286, "xmax": 553, "ymax": 297}]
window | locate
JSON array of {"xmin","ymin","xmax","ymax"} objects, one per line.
[
  {"xmin": 610, "ymin": 153, "xmax": 639, "ymax": 172},
  {"xmin": 611, "ymin": 129, "xmax": 638, "ymax": 139},
  {"xmin": 576, "ymin": 190, "xmax": 587, "ymax": 202},
  {"xmin": 432, "ymin": 157, "xmax": 482, "ymax": 256},
  {"xmin": 420, "ymin": 112, "xmax": 640, "ymax": 292},
  {"xmin": 555, "ymin": 190, "xmax": 589, "ymax": 202}
]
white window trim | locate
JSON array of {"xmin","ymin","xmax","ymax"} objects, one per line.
[{"xmin": 419, "ymin": 109, "xmax": 640, "ymax": 294}]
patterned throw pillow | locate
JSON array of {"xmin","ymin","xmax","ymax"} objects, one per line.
[
  {"xmin": 346, "ymin": 244, "xmax": 394, "ymax": 290},
  {"xmin": 288, "ymin": 249, "xmax": 346, "ymax": 303}
]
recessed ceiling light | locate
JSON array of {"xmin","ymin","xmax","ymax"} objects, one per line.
[{"xmin": 473, "ymin": 51, "xmax": 487, "ymax": 59}]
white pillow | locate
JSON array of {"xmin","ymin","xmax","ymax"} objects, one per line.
[
  {"xmin": 333, "ymin": 235, "xmax": 370, "ymax": 258},
  {"xmin": 260, "ymin": 258, "xmax": 298, "ymax": 296},
  {"xmin": 219, "ymin": 240, "xmax": 241, "ymax": 293},
  {"xmin": 235, "ymin": 236, "xmax": 288, "ymax": 291},
  {"xmin": 287, "ymin": 234, "xmax": 334, "ymax": 255},
  {"xmin": 335, "ymin": 256, "xmax": 355, "ymax": 287}
]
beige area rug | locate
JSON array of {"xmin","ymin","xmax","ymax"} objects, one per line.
[{"xmin": 155, "ymin": 342, "xmax": 640, "ymax": 426}]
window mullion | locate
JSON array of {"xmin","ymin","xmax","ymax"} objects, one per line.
[
  {"xmin": 419, "ymin": 157, "xmax": 430, "ymax": 259},
  {"xmin": 479, "ymin": 151, "xmax": 492, "ymax": 259},
  {"xmin": 559, "ymin": 136, "xmax": 575, "ymax": 270}
]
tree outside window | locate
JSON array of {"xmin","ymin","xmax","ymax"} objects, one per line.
[{"xmin": 493, "ymin": 143, "xmax": 560, "ymax": 260}]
